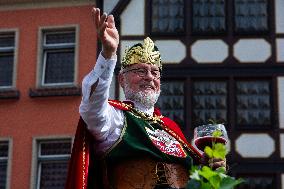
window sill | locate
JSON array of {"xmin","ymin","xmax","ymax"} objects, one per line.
[
  {"xmin": 0, "ymin": 89, "xmax": 20, "ymax": 99},
  {"xmin": 29, "ymin": 87, "xmax": 81, "ymax": 98}
]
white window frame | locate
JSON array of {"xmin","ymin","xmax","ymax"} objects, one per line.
[
  {"xmin": 37, "ymin": 25, "xmax": 79, "ymax": 88},
  {"xmin": 30, "ymin": 136, "xmax": 73, "ymax": 189},
  {"xmin": 0, "ymin": 29, "xmax": 18, "ymax": 90},
  {"xmin": 0, "ymin": 138, "xmax": 12, "ymax": 189}
]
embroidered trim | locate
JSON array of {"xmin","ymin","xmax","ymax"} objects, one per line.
[
  {"xmin": 145, "ymin": 127, "xmax": 187, "ymax": 158},
  {"xmin": 82, "ymin": 128, "xmax": 86, "ymax": 189},
  {"xmin": 108, "ymin": 100, "xmax": 131, "ymax": 110},
  {"xmin": 161, "ymin": 124, "xmax": 201, "ymax": 161},
  {"xmin": 127, "ymin": 106, "xmax": 201, "ymax": 160},
  {"xmin": 109, "ymin": 100, "xmax": 164, "ymax": 124}
]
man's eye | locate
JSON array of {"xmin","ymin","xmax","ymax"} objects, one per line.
[
  {"xmin": 137, "ymin": 70, "xmax": 146, "ymax": 74},
  {"xmin": 152, "ymin": 71, "xmax": 159, "ymax": 76}
]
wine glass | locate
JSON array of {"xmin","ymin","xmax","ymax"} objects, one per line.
[{"xmin": 193, "ymin": 124, "xmax": 228, "ymax": 151}]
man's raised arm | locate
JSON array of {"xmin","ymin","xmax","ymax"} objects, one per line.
[{"xmin": 79, "ymin": 8, "xmax": 121, "ymax": 141}]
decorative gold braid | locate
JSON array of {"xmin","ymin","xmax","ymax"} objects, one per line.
[
  {"xmin": 121, "ymin": 37, "xmax": 162, "ymax": 69},
  {"xmin": 128, "ymin": 107, "xmax": 164, "ymax": 125},
  {"xmin": 154, "ymin": 162, "xmax": 170, "ymax": 186},
  {"xmin": 108, "ymin": 100, "xmax": 131, "ymax": 110},
  {"xmin": 82, "ymin": 128, "xmax": 86, "ymax": 189},
  {"xmin": 108, "ymin": 100, "xmax": 163, "ymax": 124}
]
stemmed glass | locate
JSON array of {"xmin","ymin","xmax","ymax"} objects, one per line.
[{"xmin": 193, "ymin": 124, "xmax": 228, "ymax": 151}]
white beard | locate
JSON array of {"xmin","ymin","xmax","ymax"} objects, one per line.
[{"xmin": 124, "ymin": 83, "xmax": 160, "ymax": 109}]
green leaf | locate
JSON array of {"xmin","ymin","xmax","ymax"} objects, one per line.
[
  {"xmin": 212, "ymin": 143, "xmax": 227, "ymax": 159},
  {"xmin": 199, "ymin": 166, "xmax": 218, "ymax": 180},
  {"xmin": 219, "ymin": 177, "xmax": 245, "ymax": 189},
  {"xmin": 201, "ymin": 182, "xmax": 212, "ymax": 189},
  {"xmin": 215, "ymin": 167, "xmax": 226, "ymax": 174},
  {"xmin": 208, "ymin": 175, "xmax": 221, "ymax": 189},
  {"xmin": 204, "ymin": 146, "xmax": 213, "ymax": 158},
  {"xmin": 190, "ymin": 165, "xmax": 199, "ymax": 172},
  {"xmin": 190, "ymin": 170, "xmax": 201, "ymax": 181},
  {"xmin": 215, "ymin": 167, "xmax": 228, "ymax": 179},
  {"xmin": 188, "ymin": 122, "xmax": 244, "ymax": 189},
  {"xmin": 212, "ymin": 130, "xmax": 222, "ymax": 137}
]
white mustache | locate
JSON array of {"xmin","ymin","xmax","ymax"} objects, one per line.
[{"xmin": 139, "ymin": 83, "xmax": 155, "ymax": 90}]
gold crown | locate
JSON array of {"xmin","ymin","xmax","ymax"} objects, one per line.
[{"xmin": 121, "ymin": 37, "xmax": 162, "ymax": 70}]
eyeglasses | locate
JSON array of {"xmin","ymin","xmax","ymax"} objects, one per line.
[{"xmin": 123, "ymin": 68, "xmax": 161, "ymax": 79}]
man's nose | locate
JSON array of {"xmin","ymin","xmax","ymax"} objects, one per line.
[{"xmin": 144, "ymin": 70, "xmax": 155, "ymax": 80}]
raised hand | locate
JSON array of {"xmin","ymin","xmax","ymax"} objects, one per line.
[{"xmin": 92, "ymin": 8, "xmax": 119, "ymax": 59}]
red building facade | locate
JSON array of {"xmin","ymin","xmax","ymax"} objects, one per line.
[{"xmin": 0, "ymin": 1, "xmax": 97, "ymax": 188}]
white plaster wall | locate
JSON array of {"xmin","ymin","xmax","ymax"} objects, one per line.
[
  {"xmin": 233, "ymin": 39, "xmax": 271, "ymax": 63},
  {"xmin": 191, "ymin": 40, "xmax": 228, "ymax": 63},
  {"xmin": 275, "ymin": 0, "xmax": 284, "ymax": 33},
  {"xmin": 282, "ymin": 174, "xmax": 284, "ymax": 189},
  {"xmin": 155, "ymin": 40, "xmax": 186, "ymax": 63},
  {"xmin": 278, "ymin": 77, "xmax": 284, "ymax": 129},
  {"xmin": 281, "ymin": 134, "xmax": 284, "ymax": 158},
  {"xmin": 235, "ymin": 134, "xmax": 275, "ymax": 158},
  {"xmin": 103, "ymin": 0, "xmax": 119, "ymax": 13},
  {"xmin": 119, "ymin": 85, "xmax": 125, "ymax": 101},
  {"xmin": 277, "ymin": 38, "xmax": 284, "ymax": 62},
  {"xmin": 120, "ymin": 0, "xmax": 145, "ymax": 36}
]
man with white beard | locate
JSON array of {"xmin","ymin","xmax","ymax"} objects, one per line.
[{"xmin": 65, "ymin": 7, "xmax": 226, "ymax": 189}]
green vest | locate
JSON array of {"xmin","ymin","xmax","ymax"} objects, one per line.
[{"xmin": 103, "ymin": 109, "xmax": 193, "ymax": 169}]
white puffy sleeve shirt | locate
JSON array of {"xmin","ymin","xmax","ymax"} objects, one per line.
[{"xmin": 79, "ymin": 53, "xmax": 124, "ymax": 155}]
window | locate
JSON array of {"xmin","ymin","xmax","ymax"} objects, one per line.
[
  {"xmin": 40, "ymin": 29, "xmax": 76, "ymax": 87},
  {"xmin": 150, "ymin": 0, "xmax": 269, "ymax": 35},
  {"xmin": 157, "ymin": 78, "xmax": 272, "ymax": 129},
  {"xmin": 36, "ymin": 139, "xmax": 72, "ymax": 189},
  {"xmin": 192, "ymin": 80, "xmax": 227, "ymax": 125},
  {"xmin": 234, "ymin": 0, "xmax": 269, "ymax": 33},
  {"xmin": 192, "ymin": 0, "xmax": 226, "ymax": 34},
  {"xmin": 31, "ymin": 28, "xmax": 80, "ymax": 97},
  {"xmin": 157, "ymin": 81, "xmax": 185, "ymax": 128},
  {"xmin": 151, "ymin": 0, "xmax": 185, "ymax": 34},
  {"xmin": 0, "ymin": 141, "xmax": 9, "ymax": 189},
  {"xmin": 0, "ymin": 32, "xmax": 15, "ymax": 89},
  {"xmin": 236, "ymin": 80, "xmax": 271, "ymax": 127}
]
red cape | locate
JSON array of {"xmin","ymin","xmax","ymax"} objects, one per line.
[
  {"xmin": 65, "ymin": 101, "xmax": 201, "ymax": 189},
  {"xmin": 65, "ymin": 117, "xmax": 92, "ymax": 189}
]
